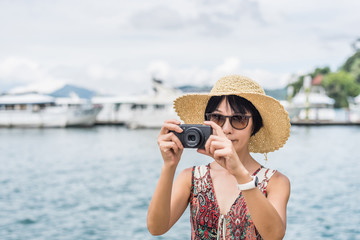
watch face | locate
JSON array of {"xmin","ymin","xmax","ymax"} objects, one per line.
[{"xmin": 254, "ymin": 176, "xmax": 259, "ymax": 187}]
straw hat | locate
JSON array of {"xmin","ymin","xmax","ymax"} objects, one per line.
[{"xmin": 173, "ymin": 75, "xmax": 290, "ymax": 153}]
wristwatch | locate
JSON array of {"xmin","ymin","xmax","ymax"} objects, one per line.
[{"xmin": 237, "ymin": 176, "xmax": 259, "ymax": 191}]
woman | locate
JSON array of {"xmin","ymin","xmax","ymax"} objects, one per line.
[{"xmin": 147, "ymin": 75, "xmax": 291, "ymax": 239}]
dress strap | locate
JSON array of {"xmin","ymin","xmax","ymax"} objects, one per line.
[
  {"xmin": 193, "ymin": 164, "xmax": 209, "ymax": 179},
  {"xmin": 255, "ymin": 167, "xmax": 276, "ymax": 195}
]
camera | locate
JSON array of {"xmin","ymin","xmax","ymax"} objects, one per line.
[{"xmin": 171, "ymin": 124, "xmax": 212, "ymax": 149}]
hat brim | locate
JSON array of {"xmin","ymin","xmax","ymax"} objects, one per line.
[{"xmin": 173, "ymin": 93, "xmax": 290, "ymax": 153}]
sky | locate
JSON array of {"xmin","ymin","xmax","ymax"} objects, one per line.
[{"xmin": 0, "ymin": 0, "xmax": 359, "ymax": 95}]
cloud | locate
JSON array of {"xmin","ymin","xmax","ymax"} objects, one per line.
[
  {"xmin": 144, "ymin": 57, "xmax": 289, "ymax": 90},
  {"xmin": 241, "ymin": 69, "xmax": 291, "ymax": 89},
  {"xmin": 127, "ymin": 0, "xmax": 266, "ymax": 36},
  {"xmin": 130, "ymin": 6, "xmax": 185, "ymax": 30},
  {"xmin": 87, "ymin": 64, "xmax": 119, "ymax": 80},
  {"xmin": 0, "ymin": 57, "xmax": 53, "ymax": 83},
  {"xmin": 0, "ymin": 54, "xmax": 298, "ymax": 96},
  {"xmin": 1, "ymin": 0, "xmax": 359, "ymax": 95},
  {"xmin": 0, "ymin": 57, "xmax": 66, "ymax": 93},
  {"xmin": 8, "ymin": 81, "xmax": 65, "ymax": 94},
  {"xmin": 214, "ymin": 57, "xmax": 242, "ymax": 77},
  {"xmin": 146, "ymin": 60, "xmax": 171, "ymax": 79}
]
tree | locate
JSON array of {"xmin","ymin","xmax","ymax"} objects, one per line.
[
  {"xmin": 288, "ymin": 66, "xmax": 331, "ymax": 97},
  {"xmin": 341, "ymin": 51, "xmax": 360, "ymax": 84},
  {"xmin": 310, "ymin": 66, "xmax": 331, "ymax": 78},
  {"xmin": 322, "ymin": 71, "xmax": 360, "ymax": 108}
]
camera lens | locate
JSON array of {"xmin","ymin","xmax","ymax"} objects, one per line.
[
  {"xmin": 188, "ymin": 134, "xmax": 196, "ymax": 142},
  {"xmin": 184, "ymin": 127, "xmax": 203, "ymax": 148}
]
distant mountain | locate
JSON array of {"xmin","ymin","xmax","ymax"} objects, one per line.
[
  {"xmin": 5, "ymin": 81, "xmax": 65, "ymax": 95},
  {"xmin": 177, "ymin": 85, "xmax": 212, "ymax": 93},
  {"xmin": 265, "ymin": 88, "xmax": 287, "ymax": 101},
  {"xmin": 50, "ymin": 84, "xmax": 97, "ymax": 99}
]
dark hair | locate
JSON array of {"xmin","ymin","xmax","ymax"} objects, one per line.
[{"xmin": 204, "ymin": 95, "xmax": 263, "ymax": 136}]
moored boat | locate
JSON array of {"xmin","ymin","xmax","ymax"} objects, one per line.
[
  {"xmin": 285, "ymin": 76, "xmax": 336, "ymax": 123},
  {"xmin": 349, "ymin": 95, "xmax": 360, "ymax": 122},
  {"xmin": 0, "ymin": 93, "xmax": 101, "ymax": 127},
  {"xmin": 93, "ymin": 79, "xmax": 182, "ymax": 128}
]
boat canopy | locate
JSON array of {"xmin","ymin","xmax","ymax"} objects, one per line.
[
  {"xmin": 292, "ymin": 92, "xmax": 335, "ymax": 106},
  {"xmin": 0, "ymin": 93, "xmax": 55, "ymax": 105},
  {"xmin": 354, "ymin": 95, "xmax": 360, "ymax": 104}
]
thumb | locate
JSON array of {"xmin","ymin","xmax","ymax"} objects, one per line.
[{"xmin": 197, "ymin": 148, "xmax": 212, "ymax": 158}]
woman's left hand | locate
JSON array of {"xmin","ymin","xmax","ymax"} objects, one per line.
[{"xmin": 197, "ymin": 121, "xmax": 244, "ymax": 176}]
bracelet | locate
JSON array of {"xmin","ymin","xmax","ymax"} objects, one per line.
[{"xmin": 236, "ymin": 176, "xmax": 258, "ymax": 191}]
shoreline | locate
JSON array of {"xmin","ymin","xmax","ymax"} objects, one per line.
[{"xmin": 290, "ymin": 120, "xmax": 360, "ymax": 126}]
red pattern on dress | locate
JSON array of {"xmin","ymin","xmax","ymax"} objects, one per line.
[{"xmin": 190, "ymin": 164, "xmax": 275, "ymax": 240}]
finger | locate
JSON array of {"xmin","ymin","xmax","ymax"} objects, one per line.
[
  {"xmin": 204, "ymin": 121, "xmax": 226, "ymax": 138},
  {"xmin": 165, "ymin": 119, "xmax": 182, "ymax": 125},
  {"xmin": 159, "ymin": 141, "xmax": 178, "ymax": 153},
  {"xmin": 159, "ymin": 132, "xmax": 177, "ymax": 141},
  {"xmin": 197, "ymin": 148, "xmax": 212, "ymax": 157},
  {"xmin": 209, "ymin": 140, "xmax": 226, "ymax": 155},
  {"xmin": 160, "ymin": 119, "xmax": 181, "ymax": 132},
  {"xmin": 157, "ymin": 132, "xmax": 171, "ymax": 145},
  {"xmin": 213, "ymin": 149, "xmax": 231, "ymax": 161},
  {"xmin": 205, "ymin": 135, "xmax": 221, "ymax": 154},
  {"xmin": 169, "ymin": 132, "xmax": 184, "ymax": 150},
  {"xmin": 172, "ymin": 143, "xmax": 179, "ymax": 154},
  {"xmin": 158, "ymin": 132, "xmax": 184, "ymax": 150},
  {"xmin": 207, "ymin": 135, "xmax": 225, "ymax": 143},
  {"xmin": 160, "ymin": 121, "xmax": 183, "ymax": 135},
  {"xmin": 205, "ymin": 134, "xmax": 218, "ymax": 148},
  {"xmin": 204, "ymin": 134, "xmax": 214, "ymax": 156},
  {"xmin": 161, "ymin": 123, "xmax": 182, "ymax": 134}
]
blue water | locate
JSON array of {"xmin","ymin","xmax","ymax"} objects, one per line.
[{"xmin": 0, "ymin": 126, "xmax": 360, "ymax": 239}]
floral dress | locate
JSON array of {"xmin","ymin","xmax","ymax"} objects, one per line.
[{"xmin": 190, "ymin": 164, "xmax": 276, "ymax": 240}]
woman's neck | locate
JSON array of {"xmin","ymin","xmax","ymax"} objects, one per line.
[
  {"xmin": 237, "ymin": 149, "xmax": 261, "ymax": 173},
  {"xmin": 210, "ymin": 149, "xmax": 261, "ymax": 175}
]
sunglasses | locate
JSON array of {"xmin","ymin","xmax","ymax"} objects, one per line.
[{"xmin": 205, "ymin": 113, "xmax": 252, "ymax": 130}]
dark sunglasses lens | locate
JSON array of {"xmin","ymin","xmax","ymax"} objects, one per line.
[
  {"xmin": 210, "ymin": 114, "xmax": 225, "ymax": 126},
  {"xmin": 231, "ymin": 115, "xmax": 248, "ymax": 129}
]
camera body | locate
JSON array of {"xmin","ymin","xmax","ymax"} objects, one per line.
[{"xmin": 171, "ymin": 124, "xmax": 212, "ymax": 149}]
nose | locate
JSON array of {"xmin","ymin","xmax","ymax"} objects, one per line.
[{"xmin": 222, "ymin": 117, "xmax": 233, "ymax": 133}]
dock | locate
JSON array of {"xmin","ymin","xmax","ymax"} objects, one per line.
[{"xmin": 290, "ymin": 120, "xmax": 360, "ymax": 126}]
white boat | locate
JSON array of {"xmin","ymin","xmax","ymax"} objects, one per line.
[
  {"xmin": 91, "ymin": 95, "xmax": 137, "ymax": 125},
  {"xmin": 55, "ymin": 93, "xmax": 102, "ymax": 126},
  {"xmin": 0, "ymin": 93, "xmax": 102, "ymax": 127},
  {"xmin": 286, "ymin": 86, "xmax": 336, "ymax": 122},
  {"xmin": 349, "ymin": 95, "xmax": 360, "ymax": 122},
  {"xmin": 92, "ymin": 79, "xmax": 182, "ymax": 128}
]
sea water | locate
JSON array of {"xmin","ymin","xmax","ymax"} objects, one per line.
[{"xmin": 0, "ymin": 126, "xmax": 360, "ymax": 240}]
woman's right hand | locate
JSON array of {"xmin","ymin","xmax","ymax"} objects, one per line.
[{"xmin": 157, "ymin": 119, "xmax": 184, "ymax": 167}]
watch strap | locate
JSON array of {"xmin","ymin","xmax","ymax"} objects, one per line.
[{"xmin": 236, "ymin": 176, "xmax": 258, "ymax": 191}]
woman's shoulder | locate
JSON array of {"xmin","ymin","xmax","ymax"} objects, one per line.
[
  {"xmin": 177, "ymin": 167, "xmax": 193, "ymax": 179},
  {"xmin": 175, "ymin": 167, "xmax": 193, "ymax": 185},
  {"xmin": 179, "ymin": 167, "xmax": 193, "ymax": 177},
  {"xmin": 266, "ymin": 170, "xmax": 290, "ymax": 195},
  {"xmin": 257, "ymin": 166, "xmax": 289, "ymax": 183},
  {"xmin": 271, "ymin": 170, "xmax": 290, "ymax": 185},
  {"xmin": 176, "ymin": 164, "xmax": 210, "ymax": 185},
  {"xmin": 178, "ymin": 164, "xmax": 209, "ymax": 178}
]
